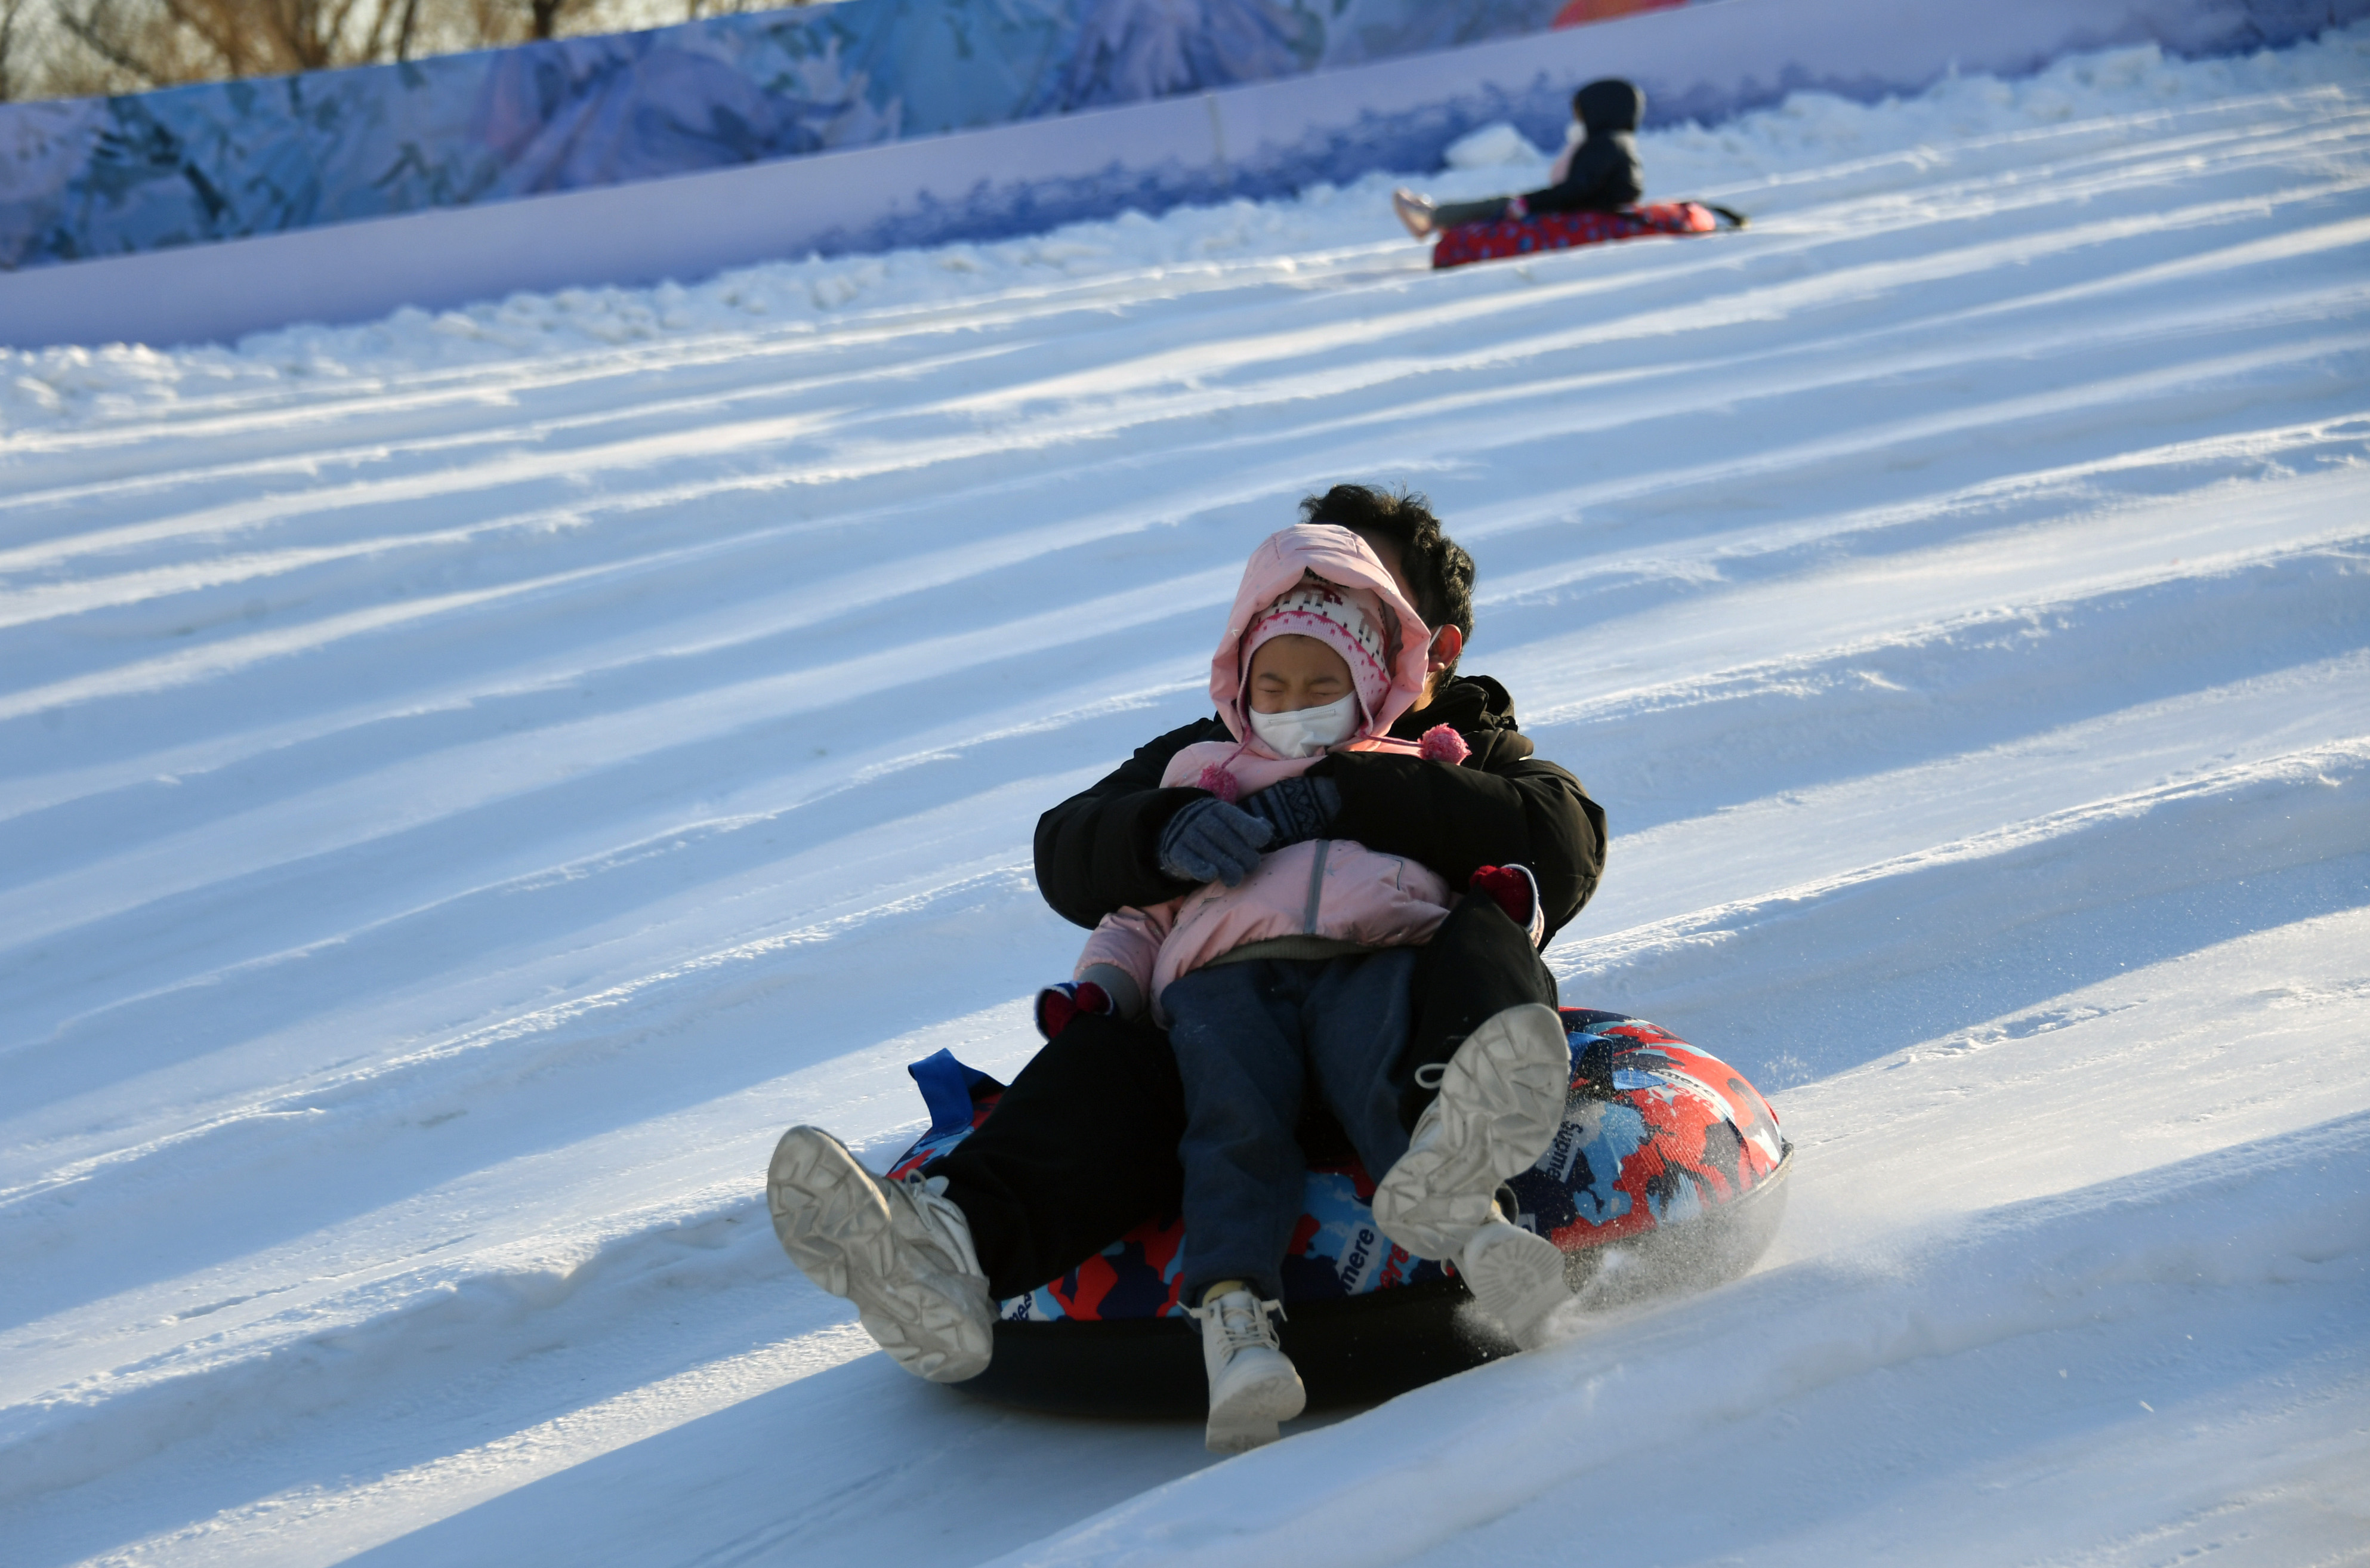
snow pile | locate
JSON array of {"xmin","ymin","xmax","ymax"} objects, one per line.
[
  {"xmin": 1442, "ymin": 121, "xmax": 1551, "ymax": 168},
  {"xmin": 2, "ymin": 23, "xmax": 2366, "ymax": 1568}
]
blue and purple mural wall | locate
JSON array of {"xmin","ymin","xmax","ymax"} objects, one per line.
[{"xmin": 0, "ymin": 0, "xmax": 1683, "ymax": 271}]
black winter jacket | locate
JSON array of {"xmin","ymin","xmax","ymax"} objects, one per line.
[
  {"xmin": 1523, "ymin": 78, "xmax": 1645, "ymax": 215},
  {"xmin": 1032, "ymin": 674, "xmax": 1607, "ymax": 943}
]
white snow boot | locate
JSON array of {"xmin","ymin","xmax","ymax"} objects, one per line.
[
  {"xmin": 766, "ymin": 1126, "xmax": 994, "ymax": 1384},
  {"xmin": 1459, "ymin": 1209, "xmax": 1570, "ymax": 1350},
  {"xmin": 1372, "ymin": 1002, "xmax": 1572, "ymax": 1260},
  {"xmin": 1393, "ymin": 187, "xmax": 1439, "ymax": 238},
  {"xmin": 1188, "ymin": 1286, "xmax": 1306, "ymax": 1454}
]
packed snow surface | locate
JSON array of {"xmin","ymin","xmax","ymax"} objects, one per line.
[{"xmin": 5, "ymin": 27, "xmax": 2369, "ymax": 1568}]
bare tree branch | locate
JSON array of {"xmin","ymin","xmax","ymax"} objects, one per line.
[
  {"xmin": 55, "ymin": 1, "xmax": 170, "ymax": 86},
  {"xmin": 11, "ymin": 0, "xmax": 826, "ymax": 100},
  {"xmin": 0, "ymin": 0, "xmax": 24, "ymax": 101}
]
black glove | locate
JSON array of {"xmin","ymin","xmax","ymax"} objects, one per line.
[
  {"xmin": 1240, "ymin": 774, "xmax": 1341, "ymax": 852},
  {"xmin": 1158, "ymin": 797, "xmax": 1273, "ymax": 887}
]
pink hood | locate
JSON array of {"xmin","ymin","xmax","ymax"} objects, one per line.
[{"xmin": 1209, "ymin": 524, "xmax": 1433, "ymax": 759}]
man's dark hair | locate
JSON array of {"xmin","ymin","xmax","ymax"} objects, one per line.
[{"xmin": 1299, "ymin": 484, "xmax": 1475, "ymax": 680}]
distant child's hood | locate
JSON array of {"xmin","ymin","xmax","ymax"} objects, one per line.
[
  {"xmin": 1209, "ymin": 524, "xmax": 1433, "ymax": 757},
  {"xmin": 1575, "ymin": 78, "xmax": 1644, "ymax": 134}
]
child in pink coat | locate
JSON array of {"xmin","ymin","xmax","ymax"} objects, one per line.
[{"xmin": 1039, "ymin": 524, "xmax": 1574, "ymax": 1453}]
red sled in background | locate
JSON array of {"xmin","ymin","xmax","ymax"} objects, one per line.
[{"xmin": 1431, "ymin": 200, "xmax": 1745, "ymax": 270}]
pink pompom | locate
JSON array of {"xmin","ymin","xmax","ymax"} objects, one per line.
[
  {"xmin": 1196, "ymin": 764, "xmax": 1242, "ymax": 803},
  {"xmin": 1418, "ymin": 724, "xmax": 1471, "ymax": 764}
]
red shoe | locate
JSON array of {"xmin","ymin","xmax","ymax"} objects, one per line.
[
  {"xmin": 1470, "ymin": 864, "xmax": 1545, "ymax": 945},
  {"xmin": 1034, "ymin": 980, "xmax": 1112, "ymax": 1041}
]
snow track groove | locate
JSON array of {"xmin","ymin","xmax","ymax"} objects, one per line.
[{"xmin": 3, "ymin": 30, "xmax": 2367, "ymax": 1568}]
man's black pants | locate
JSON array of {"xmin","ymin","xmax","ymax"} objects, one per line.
[{"xmin": 930, "ymin": 897, "xmax": 1557, "ymax": 1300}]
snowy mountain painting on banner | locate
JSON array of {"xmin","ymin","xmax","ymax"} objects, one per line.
[
  {"xmin": 1028, "ymin": 0, "xmax": 1313, "ymax": 113},
  {"xmin": 0, "ymin": 0, "xmax": 1631, "ymax": 271},
  {"xmin": 1316, "ymin": 0, "xmax": 1563, "ymax": 67}
]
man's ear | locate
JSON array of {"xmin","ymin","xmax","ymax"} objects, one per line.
[{"xmin": 1427, "ymin": 625, "xmax": 1464, "ymax": 674}]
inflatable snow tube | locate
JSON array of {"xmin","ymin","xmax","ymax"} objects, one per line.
[
  {"xmin": 1430, "ymin": 200, "xmax": 1738, "ymax": 270},
  {"xmin": 889, "ymin": 1010, "xmax": 1792, "ymax": 1416}
]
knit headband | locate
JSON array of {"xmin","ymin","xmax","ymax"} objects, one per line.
[{"xmin": 1241, "ymin": 583, "xmax": 1393, "ymax": 724}]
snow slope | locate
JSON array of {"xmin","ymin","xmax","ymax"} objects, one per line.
[{"xmin": 3, "ymin": 28, "xmax": 2367, "ymax": 1568}]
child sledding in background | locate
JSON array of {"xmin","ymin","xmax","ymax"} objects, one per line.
[
  {"xmin": 1393, "ymin": 78, "xmax": 1646, "ymax": 238},
  {"xmin": 1036, "ymin": 523, "xmax": 1572, "ymax": 1452}
]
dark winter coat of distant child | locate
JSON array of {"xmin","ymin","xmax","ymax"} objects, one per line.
[{"xmin": 1394, "ymin": 78, "xmax": 1647, "ymax": 238}]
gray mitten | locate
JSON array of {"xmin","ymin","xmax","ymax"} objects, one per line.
[
  {"xmin": 1158, "ymin": 797, "xmax": 1274, "ymax": 887},
  {"xmin": 1239, "ymin": 774, "xmax": 1341, "ymax": 851}
]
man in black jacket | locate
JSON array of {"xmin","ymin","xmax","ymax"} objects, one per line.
[
  {"xmin": 764, "ymin": 487, "xmax": 1607, "ymax": 1385},
  {"xmin": 936, "ymin": 486, "xmax": 1603, "ymax": 1279},
  {"xmin": 1393, "ymin": 78, "xmax": 1647, "ymax": 237}
]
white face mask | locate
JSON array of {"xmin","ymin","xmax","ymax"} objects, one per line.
[{"xmin": 1248, "ymin": 693, "xmax": 1359, "ymax": 758}]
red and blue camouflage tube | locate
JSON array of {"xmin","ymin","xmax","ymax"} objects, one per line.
[{"xmin": 888, "ymin": 1007, "xmax": 1788, "ymax": 1325}]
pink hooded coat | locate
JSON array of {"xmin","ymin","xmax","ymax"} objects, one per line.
[{"xmin": 1074, "ymin": 524, "xmax": 1468, "ymax": 1022}]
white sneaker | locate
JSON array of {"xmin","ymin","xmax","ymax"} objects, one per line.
[
  {"xmin": 1393, "ymin": 186, "xmax": 1438, "ymax": 238},
  {"xmin": 1460, "ymin": 1210, "xmax": 1570, "ymax": 1349},
  {"xmin": 1188, "ymin": 1289, "xmax": 1306, "ymax": 1453},
  {"xmin": 1372, "ymin": 1003, "xmax": 1572, "ymax": 1260},
  {"xmin": 766, "ymin": 1126, "xmax": 994, "ymax": 1383}
]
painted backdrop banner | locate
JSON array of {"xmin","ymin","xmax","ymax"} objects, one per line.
[{"xmin": 0, "ymin": 0, "xmax": 1682, "ymax": 270}]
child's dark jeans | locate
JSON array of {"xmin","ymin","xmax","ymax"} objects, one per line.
[{"xmin": 1164, "ymin": 949, "xmax": 1419, "ymax": 1302}]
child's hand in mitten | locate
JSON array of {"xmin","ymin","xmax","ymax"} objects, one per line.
[
  {"xmin": 1158, "ymin": 797, "xmax": 1273, "ymax": 885},
  {"xmin": 1035, "ymin": 980, "xmax": 1113, "ymax": 1041},
  {"xmin": 1238, "ymin": 774, "xmax": 1341, "ymax": 850}
]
